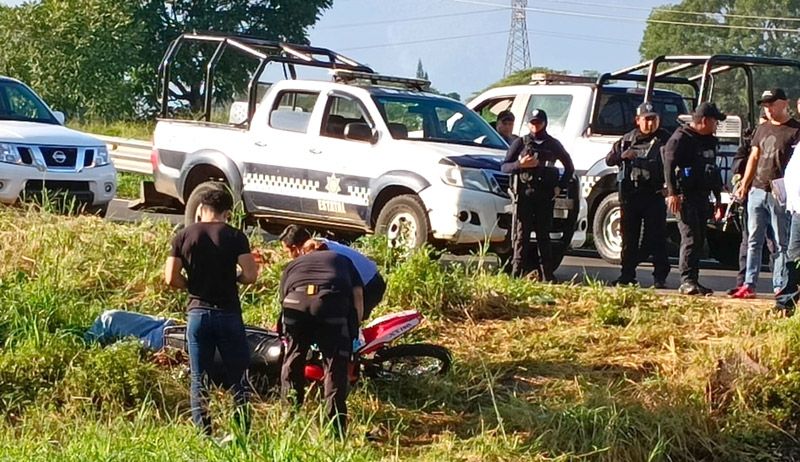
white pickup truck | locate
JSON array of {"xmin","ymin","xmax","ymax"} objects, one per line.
[
  {"xmin": 150, "ymin": 34, "xmax": 582, "ymax": 262},
  {"xmin": 469, "ymin": 67, "xmax": 743, "ymax": 265},
  {"xmin": 0, "ymin": 76, "xmax": 116, "ymax": 214}
]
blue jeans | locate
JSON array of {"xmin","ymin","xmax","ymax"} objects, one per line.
[
  {"xmin": 776, "ymin": 213, "xmax": 800, "ymax": 309},
  {"xmin": 187, "ymin": 308, "xmax": 251, "ymax": 435},
  {"xmin": 745, "ymin": 188, "xmax": 790, "ymax": 291}
]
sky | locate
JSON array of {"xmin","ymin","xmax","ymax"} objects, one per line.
[{"xmin": 1, "ymin": 0, "xmax": 677, "ymax": 99}]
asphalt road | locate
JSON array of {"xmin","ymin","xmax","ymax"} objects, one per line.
[{"xmin": 108, "ymin": 199, "xmax": 774, "ymax": 298}]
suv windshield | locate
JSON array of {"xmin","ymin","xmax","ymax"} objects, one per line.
[
  {"xmin": 373, "ymin": 94, "xmax": 507, "ymax": 150},
  {"xmin": 0, "ymin": 81, "xmax": 57, "ymax": 124}
]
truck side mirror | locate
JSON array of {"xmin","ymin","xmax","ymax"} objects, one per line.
[
  {"xmin": 344, "ymin": 122, "xmax": 378, "ymax": 144},
  {"xmin": 53, "ymin": 111, "xmax": 65, "ymax": 125}
]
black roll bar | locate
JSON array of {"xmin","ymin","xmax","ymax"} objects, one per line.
[{"xmin": 158, "ymin": 32, "xmax": 375, "ymax": 125}]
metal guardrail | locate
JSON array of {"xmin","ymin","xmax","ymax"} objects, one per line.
[{"xmin": 95, "ymin": 135, "xmax": 152, "ymax": 175}]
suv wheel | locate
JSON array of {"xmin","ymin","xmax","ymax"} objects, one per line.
[
  {"xmin": 184, "ymin": 181, "xmax": 226, "ymax": 227},
  {"xmin": 375, "ymin": 195, "xmax": 430, "ymax": 250},
  {"xmin": 593, "ymin": 193, "xmax": 622, "ymax": 264}
]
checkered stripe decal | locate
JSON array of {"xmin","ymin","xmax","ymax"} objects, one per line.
[
  {"xmin": 581, "ymin": 175, "xmax": 599, "ymax": 199},
  {"xmin": 244, "ymin": 173, "xmax": 319, "ymax": 192},
  {"xmin": 347, "ymin": 185, "xmax": 369, "ymax": 206}
]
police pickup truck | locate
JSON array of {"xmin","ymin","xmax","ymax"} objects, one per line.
[
  {"xmin": 469, "ymin": 59, "xmax": 753, "ymax": 265},
  {"xmin": 151, "ymin": 34, "xmax": 581, "ymax": 260}
]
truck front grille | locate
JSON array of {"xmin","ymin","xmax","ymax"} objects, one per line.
[{"xmin": 40, "ymin": 147, "xmax": 77, "ymax": 168}]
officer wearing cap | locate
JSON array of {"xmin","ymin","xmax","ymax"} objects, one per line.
[
  {"xmin": 501, "ymin": 108, "xmax": 575, "ymax": 281},
  {"xmin": 495, "ymin": 109, "xmax": 518, "ymax": 145},
  {"xmin": 732, "ymin": 88, "xmax": 800, "ymax": 299},
  {"xmin": 606, "ymin": 102, "xmax": 671, "ymax": 288},
  {"xmin": 663, "ymin": 102, "xmax": 727, "ymax": 295},
  {"xmin": 277, "ymin": 225, "xmax": 364, "ymax": 435}
]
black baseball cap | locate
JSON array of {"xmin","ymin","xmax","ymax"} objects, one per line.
[
  {"xmin": 694, "ymin": 102, "xmax": 727, "ymax": 121},
  {"xmin": 636, "ymin": 102, "xmax": 658, "ymax": 118},
  {"xmin": 757, "ymin": 88, "xmax": 788, "ymax": 105},
  {"xmin": 528, "ymin": 109, "xmax": 547, "ymax": 124}
]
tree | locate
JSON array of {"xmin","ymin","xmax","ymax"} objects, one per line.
[
  {"xmin": 640, "ymin": 0, "xmax": 800, "ymax": 117},
  {"xmin": 0, "ymin": 0, "xmax": 333, "ymax": 120},
  {"xmin": 0, "ymin": 0, "xmax": 143, "ymax": 119},
  {"xmin": 416, "ymin": 59, "xmax": 429, "ymax": 80}
]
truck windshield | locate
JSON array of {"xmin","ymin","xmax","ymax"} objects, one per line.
[
  {"xmin": 593, "ymin": 89, "xmax": 688, "ymax": 136},
  {"xmin": 372, "ymin": 94, "xmax": 507, "ymax": 150},
  {"xmin": 0, "ymin": 81, "xmax": 57, "ymax": 124}
]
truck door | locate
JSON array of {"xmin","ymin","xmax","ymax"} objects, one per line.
[
  {"xmin": 303, "ymin": 91, "xmax": 376, "ymax": 226},
  {"xmin": 241, "ymin": 89, "xmax": 322, "ymax": 217}
]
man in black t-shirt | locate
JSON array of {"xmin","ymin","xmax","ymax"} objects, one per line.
[
  {"xmin": 164, "ymin": 188, "xmax": 258, "ymax": 437},
  {"xmin": 278, "ymin": 225, "xmax": 364, "ymax": 436},
  {"xmin": 733, "ymin": 88, "xmax": 800, "ymax": 299}
]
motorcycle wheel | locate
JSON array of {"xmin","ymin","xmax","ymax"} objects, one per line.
[{"xmin": 368, "ymin": 343, "xmax": 452, "ymax": 379}]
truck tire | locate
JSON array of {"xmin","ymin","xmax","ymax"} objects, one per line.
[
  {"xmin": 184, "ymin": 181, "xmax": 226, "ymax": 227},
  {"xmin": 375, "ymin": 194, "xmax": 431, "ymax": 250},
  {"xmin": 593, "ymin": 193, "xmax": 622, "ymax": 264}
]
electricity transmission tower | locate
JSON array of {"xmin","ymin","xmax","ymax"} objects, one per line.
[{"xmin": 504, "ymin": 0, "xmax": 531, "ymax": 76}]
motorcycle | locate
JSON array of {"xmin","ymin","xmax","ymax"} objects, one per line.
[{"xmin": 162, "ymin": 309, "xmax": 451, "ymax": 394}]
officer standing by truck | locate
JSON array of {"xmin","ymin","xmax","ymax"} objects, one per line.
[
  {"xmin": 606, "ymin": 102, "xmax": 671, "ymax": 288},
  {"xmin": 502, "ymin": 109, "xmax": 575, "ymax": 281},
  {"xmin": 663, "ymin": 102, "xmax": 727, "ymax": 296}
]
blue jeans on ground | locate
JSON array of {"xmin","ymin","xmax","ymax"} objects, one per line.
[
  {"xmin": 187, "ymin": 308, "xmax": 251, "ymax": 435},
  {"xmin": 776, "ymin": 213, "xmax": 800, "ymax": 309},
  {"xmin": 745, "ymin": 188, "xmax": 790, "ymax": 291}
]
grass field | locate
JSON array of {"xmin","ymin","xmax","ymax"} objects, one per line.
[{"xmin": 1, "ymin": 205, "xmax": 799, "ymax": 461}]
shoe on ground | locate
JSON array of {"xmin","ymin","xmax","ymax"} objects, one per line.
[
  {"xmin": 610, "ymin": 279, "xmax": 638, "ymax": 287},
  {"xmin": 731, "ymin": 285, "xmax": 756, "ymax": 299},
  {"xmin": 773, "ymin": 303, "xmax": 795, "ymax": 317},
  {"xmin": 726, "ymin": 285, "xmax": 742, "ymax": 296},
  {"xmin": 653, "ymin": 280, "xmax": 667, "ymax": 290},
  {"xmin": 696, "ymin": 283, "xmax": 713, "ymax": 296},
  {"xmin": 214, "ymin": 433, "xmax": 236, "ymax": 446},
  {"xmin": 679, "ymin": 282, "xmax": 713, "ymax": 296}
]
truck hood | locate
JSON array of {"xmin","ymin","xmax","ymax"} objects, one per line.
[
  {"xmin": 394, "ymin": 140, "xmax": 506, "ymax": 171},
  {"xmin": 0, "ymin": 121, "xmax": 103, "ymax": 147}
]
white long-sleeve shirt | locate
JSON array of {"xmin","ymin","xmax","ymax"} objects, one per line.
[{"xmin": 785, "ymin": 144, "xmax": 800, "ymax": 214}]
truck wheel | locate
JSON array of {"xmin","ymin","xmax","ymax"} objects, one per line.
[
  {"xmin": 707, "ymin": 227, "xmax": 741, "ymax": 268},
  {"xmin": 184, "ymin": 181, "xmax": 226, "ymax": 227},
  {"xmin": 593, "ymin": 193, "xmax": 622, "ymax": 264},
  {"xmin": 375, "ymin": 195, "xmax": 430, "ymax": 250}
]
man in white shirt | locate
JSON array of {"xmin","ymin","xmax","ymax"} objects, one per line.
[{"xmin": 775, "ymin": 142, "xmax": 800, "ymax": 315}]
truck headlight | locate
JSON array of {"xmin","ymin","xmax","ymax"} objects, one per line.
[
  {"xmin": 94, "ymin": 146, "xmax": 110, "ymax": 167},
  {"xmin": 0, "ymin": 143, "xmax": 20, "ymax": 164},
  {"xmin": 441, "ymin": 167, "xmax": 494, "ymax": 193}
]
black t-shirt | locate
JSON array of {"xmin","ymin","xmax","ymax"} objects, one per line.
[
  {"xmin": 170, "ymin": 222, "xmax": 251, "ymax": 312},
  {"xmin": 280, "ymin": 250, "xmax": 363, "ymax": 302},
  {"xmin": 750, "ymin": 119, "xmax": 800, "ymax": 190}
]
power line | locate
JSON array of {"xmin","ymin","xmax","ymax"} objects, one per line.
[
  {"xmin": 314, "ymin": 8, "xmax": 505, "ymax": 30},
  {"xmin": 538, "ymin": 0, "xmax": 800, "ymax": 23},
  {"xmin": 451, "ymin": 0, "xmax": 800, "ymax": 34},
  {"xmin": 339, "ymin": 28, "xmax": 636, "ymax": 52}
]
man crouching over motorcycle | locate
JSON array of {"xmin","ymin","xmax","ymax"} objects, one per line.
[{"xmin": 278, "ymin": 225, "xmax": 364, "ymax": 436}]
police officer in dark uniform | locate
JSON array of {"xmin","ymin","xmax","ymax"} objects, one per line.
[
  {"xmin": 663, "ymin": 102, "xmax": 727, "ymax": 295},
  {"xmin": 606, "ymin": 102, "xmax": 671, "ymax": 288},
  {"xmin": 502, "ymin": 109, "xmax": 575, "ymax": 281},
  {"xmin": 278, "ymin": 225, "xmax": 364, "ymax": 435}
]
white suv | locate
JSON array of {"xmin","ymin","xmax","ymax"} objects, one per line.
[{"xmin": 0, "ymin": 77, "xmax": 116, "ymax": 214}]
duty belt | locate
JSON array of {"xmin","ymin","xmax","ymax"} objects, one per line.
[{"xmin": 291, "ymin": 283, "xmax": 339, "ymax": 295}]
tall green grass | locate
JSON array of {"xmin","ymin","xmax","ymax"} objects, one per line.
[{"xmin": 1, "ymin": 205, "xmax": 800, "ymax": 460}]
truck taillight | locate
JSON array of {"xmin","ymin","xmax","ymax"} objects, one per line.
[{"xmin": 150, "ymin": 148, "xmax": 159, "ymax": 171}]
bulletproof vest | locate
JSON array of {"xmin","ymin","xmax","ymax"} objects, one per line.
[
  {"xmin": 515, "ymin": 135, "xmax": 559, "ymax": 197},
  {"xmin": 677, "ymin": 137, "xmax": 722, "ymax": 194},
  {"xmin": 617, "ymin": 130, "xmax": 663, "ymax": 195}
]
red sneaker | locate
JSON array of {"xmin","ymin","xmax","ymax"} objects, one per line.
[{"xmin": 731, "ymin": 285, "xmax": 756, "ymax": 299}]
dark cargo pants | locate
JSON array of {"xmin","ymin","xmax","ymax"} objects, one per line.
[
  {"xmin": 677, "ymin": 193, "xmax": 711, "ymax": 284},
  {"xmin": 512, "ymin": 192, "xmax": 555, "ymax": 280},
  {"xmin": 619, "ymin": 191, "xmax": 670, "ymax": 283}
]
